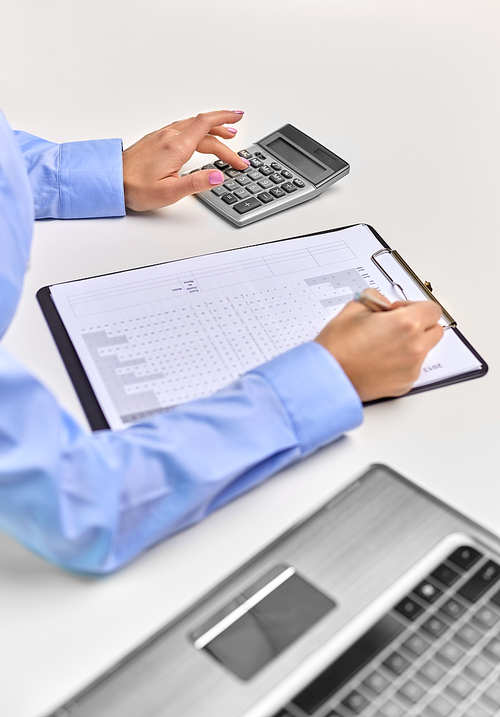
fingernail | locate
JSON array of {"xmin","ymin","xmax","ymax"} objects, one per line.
[
  {"xmin": 209, "ymin": 170, "xmax": 224, "ymax": 185},
  {"xmin": 241, "ymin": 158, "xmax": 250, "ymax": 166},
  {"xmin": 227, "ymin": 127, "xmax": 237, "ymax": 134},
  {"xmin": 231, "ymin": 110, "xmax": 245, "ymax": 114}
]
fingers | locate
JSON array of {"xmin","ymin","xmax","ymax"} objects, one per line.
[
  {"xmin": 160, "ymin": 117, "xmax": 242, "ymax": 139},
  {"xmin": 421, "ymin": 322, "xmax": 445, "ymax": 352},
  {"xmin": 396, "ymin": 300, "xmax": 443, "ymax": 329},
  {"xmin": 208, "ymin": 125, "xmax": 240, "ymax": 139},
  {"xmin": 358, "ymin": 287, "xmax": 393, "ymax": 308},
  {"xmin": 196, "ymin": 134, "xmax": 249, "ymax": 170},
  {"xmin": 178, "ymin": 111, "xmax": 247, "ymax": 166},
  {"xmin": 157, "ymin": 169, "xmax": 226, "ymax": 205}
]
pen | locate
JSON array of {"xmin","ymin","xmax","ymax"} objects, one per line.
[{"xmin": 354, "ymin": 289, "xmax": 392, "ymax": 312}]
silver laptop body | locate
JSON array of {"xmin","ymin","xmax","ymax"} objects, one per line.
[{"xmin": 49, "ymin": 464, "xmax": 500, "ymax": 717}]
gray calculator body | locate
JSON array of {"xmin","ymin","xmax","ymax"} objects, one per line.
[{"xmin": 191, "ymin": 124, "xmax": 350, "ymax": 227}]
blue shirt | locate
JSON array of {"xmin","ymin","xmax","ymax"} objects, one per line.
[{"xmin": 0, "ymin": 112, "xmax": 363, "ymax": 574}]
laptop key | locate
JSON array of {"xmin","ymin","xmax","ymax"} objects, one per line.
[
  {"xmin": 482, "ymin": 682, "xmax": 500, "ymax": 708},
  {"xmin": 398, "ymin": 679, "xmax": 425, "ymax": 704},
  {"xmin": 414, "ymin": 580, "xmax": 442, "ymax": 603},
  {"xmin": 455, "ymin": 624, "xmax": 482, "ymax": 646},
  {"xmin": 458, "ymin": 560, "xmax": 500, "ymax": 602},
  {"xmin": 483, "ymin": 636, "xmax": 500, "ymax": 660},
  {"xmin": 363, "ymin": 670, "xmax": 390, "ymax": 694},
  {"xmin": 431, "ymin": 563, "xmax": 460, "ymax": 586},
  {"xmin": 394, "ymin": 596, "xmax": 424, "ymax": 621},
  {"xmin": 489, "ymin": 586, "xmax": 500, "ymax": 608},
  {"xmin": 383, "ymin": 651, "xmax": 410, "ymax": 675},
  {"xmin": 474, "ymin": 605, "xmax": 500, "ymax": 628},
  {"xmin": 341, "ymin": 690, "xmax": 369, "ymax": 714},
  {"xmin": 376, "ymin": 700, "xmax": 405, "ymax": 717},
  {"xmin": 421, "ymin": 615, "xmax": 448, "ymax": 638},
  {"xmin": 466, "ymin": 654, "xmax": 494, "ymax": 681},
  {"xmin": 436, "ymin": 641, "xmax": 464, "ymax": 665},
  {"xmin": 426, "ymin": 694, "xmax": 455, "ymax": 716},
  {"xmin": 448, "ymin": 546, "xmax": 483, "ymax": 570},
  {"xmin": 418, "ymin": 659, "xmax": 446, "ymax": 684},
  {"xmin": 439, "ymin": 597, "xmax": 466, "ymax": 621},
  {"xmin": 447, "ymin": 674, "xmax": 474, "ymax": 698},
  {"xmin": 466, "ymin": 706, "xmax": 492, "ymax": 717},
  {"xmin": 402, "ymin": 633, "xmax": 429, "ymax": 656}
]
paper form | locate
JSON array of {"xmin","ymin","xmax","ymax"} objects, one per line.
[{"xmin": 49, "ymin": 224, "xmax": 483, "ymax": 430}]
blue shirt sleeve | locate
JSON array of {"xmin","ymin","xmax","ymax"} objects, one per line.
[
  {"xmin": 0, "ymin": 113, "xmax": 363, "ymax": 574},
  {"xmin": 0, "ymin": 343, "xmax": 362, "ymax": 574},
  {"xmin": 0, "ymin": 113, "xmax": 34, "ymax": 337},
  {"xmin": 14, "ymin": 130, "xmax": 125, "ymax": 219}
]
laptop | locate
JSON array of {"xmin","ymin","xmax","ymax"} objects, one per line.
[{"xmin": 50, "ymin": 464, "xmax": 500, "ymax": 717}]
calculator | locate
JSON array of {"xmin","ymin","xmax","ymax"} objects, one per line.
[{"xmin": 187, "ymin": 124, "xmax": 350, "ymax": 227}]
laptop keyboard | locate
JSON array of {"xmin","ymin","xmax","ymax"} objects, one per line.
[{"xmin": 277, "ymin": 545, "xmax": 500, "ymax": 717}]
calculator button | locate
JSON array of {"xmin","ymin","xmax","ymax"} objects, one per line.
[
  {"xmin": 270, "ymin": 162, "xmax": 282, "ymax": 171},
  {"xmin": 224, "ymin": 181, "xmax": 238, "ymax": 191},
  {"xmin": 236, "ymin": 175, "xmax": 252, "ymax": 186},
  {"xmin": 281, "ymin": 181, "xmax": 297, "ymax": 193},
  {"xmin": 247, "ymin": 184, "xmax": 261, "ymax": 194},
  {"xmin": 269, "ymin": 173, "xmax": 284, "ymax": 183},
  {"xmin": 190, "ymin": 168, "xmax": 201, "ymax": 173},
  {"xmin": 258, "ymin": 192, "xmax": 273, "ymax": 204},
  {"xmin": 202, "ymin": 163, "xmax": 215, "ymax": 170},
  {"xmin": 281, "ymin": 169, "xmax": 293, "ymax": 179},
  {"xmin": 258, "ymin": 178, "xmax": 273, "ymax": 189},
  {"xmin": 222, "ymin": 193, "xmax": 238, "ymax": 205},
  {"xmin": 270, "ymin": 187, "xmax": 286, "ymax": 198},
  {"xmin": 238, "ymin": 149, "xmax": 252, "ymax": 159},
  {"xmin": 225, "ymin": 168, "xmax": 241, "ymax": 178},
  {"xmin": 259, "ymin": 165, "xmax": 273, "ymax": 176},
  {"xmin": 255, "ymin": 152, "xmax": 266, "ymax": 160},
  {"xmin": 233, "ymin": 188, "xmax": 250, "ymax": 199},
  {"xmin": 250, "ymin": 158, "xmax": 263, "ymax": 168},
  {"xmin": 248, "ymin": 170, "xmax": 262, "ymax": 181},
  {"xmin": 214, "ymin": 160, "xmax": 229, "ymax": 170},
  {"xmin": 294, "ymin": 178, "xmax": 306, "ymax": 188},
  {"xmin": 211, "ymin": 186, "xmax": 227, "ymax": 197},
  {"xmin": 233, "ymin": 196, "xmax": 261, "ymax": 214}
]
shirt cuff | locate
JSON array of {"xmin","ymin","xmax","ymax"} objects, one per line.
[
  {"xmin": 59, "ymin": 138, "xmax": 125, "ymax": 218},
  {"xmin": 249, "ymin": 341, "xmax": 363, "ymax": 456}
]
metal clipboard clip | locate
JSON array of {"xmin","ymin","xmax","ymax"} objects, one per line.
[{"xmin": 371, "ymin": 248, "xmax": 456, "ymax": 329}]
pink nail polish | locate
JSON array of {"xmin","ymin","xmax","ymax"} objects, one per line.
[
  {"xmin": 231, "ymin": 110, "xmax": 245, "ymax": 114},
  {"xmin": 208, "ymin": 170, "xmax": 224, "ymax": 185},
  {"xmin": 241, "ymin": 158, "xmax": 250, "ymax": 166},
  {"xmin": 227, "ymin": 127, "xmax": 237, "ymax": 134}
]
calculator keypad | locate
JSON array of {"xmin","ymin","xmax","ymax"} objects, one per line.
[{"xmin": 190, "ymin": 144, "xmax": 313, "ymax": 223}]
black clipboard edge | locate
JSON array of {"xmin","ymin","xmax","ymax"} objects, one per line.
[
  {"xmin": 37, "ymin": 223, "xmax": 488, "ymax": 427},
  {"xmin": 37, "ymin": 286, "xmax": 110, "ymax": 431}
]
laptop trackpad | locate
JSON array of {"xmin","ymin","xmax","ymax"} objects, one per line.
[{"xmin": 191, "ymin": 564, "xmax": 336, "ymax": 680}]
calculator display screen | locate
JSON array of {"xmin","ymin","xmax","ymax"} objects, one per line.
[{"xmin": 267, "ymin": 138, "xmax": 326, "ymax": 181}]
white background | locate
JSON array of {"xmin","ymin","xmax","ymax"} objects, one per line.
[{"xmin": 0, "ymin": 2, "xmax": 499, "ymax": 715}]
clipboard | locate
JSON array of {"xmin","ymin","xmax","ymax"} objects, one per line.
[{"xmin": 37, "ymin": 224, "xmax": 488, "ymax": 431}]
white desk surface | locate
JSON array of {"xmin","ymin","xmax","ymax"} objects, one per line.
[{"xmin": 0, "ymin": 1, "xmax": 499, "ymax": 715}]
